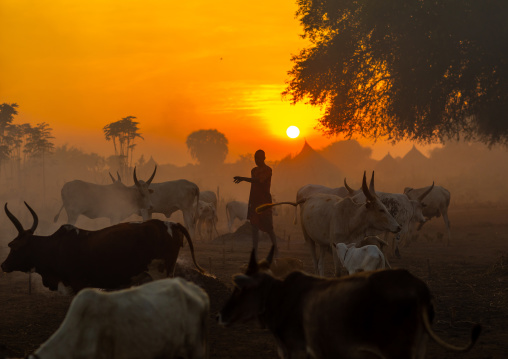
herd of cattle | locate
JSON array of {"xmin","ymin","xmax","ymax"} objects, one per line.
[{"xmin": 0, "ymin": 167, "xmax": 480, "ymax": 358}]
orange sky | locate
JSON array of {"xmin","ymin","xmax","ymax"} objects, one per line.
[{"xmin": 0, "ymin": 0, "xmax": 437, "ymax": 166}]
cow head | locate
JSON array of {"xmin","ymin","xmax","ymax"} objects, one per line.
[
  {"xmin": 133, "ymin": 166, "xmax": 157, "ymax": 220},
  {"xmin": 407, "ymin": 182, "xmax": 434, "ymax": 224},
  {"xmin": 218, "ymin": 246, "xmax": 276, "ymax": 327},
  {"xmin": 108, "ymin": 171, "xmax": 123, "ymax": 183},
  {"xmin": 361, "ymin": 171, "xmax": 401, "ymax": 234},
  {"xmin": 198, "ymin": 201, "xmax": 215, "ymax": 220},
  {"xmin": 1, "ymin": 202, "xmax": 39, "ymax": 273}
]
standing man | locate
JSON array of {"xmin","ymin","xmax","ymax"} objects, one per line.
[{"xmin": 234, "ymin": 150, "xmax": 278, "ymax": 256}]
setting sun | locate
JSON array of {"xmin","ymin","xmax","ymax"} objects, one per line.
[{"xmin": 286, "ymin": 126, "xmax": 300, "ymax": 138}]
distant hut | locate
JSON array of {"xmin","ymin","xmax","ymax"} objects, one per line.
[
  {"xmin": 272, "ymin": 140, "xmax": 344, "ymax": 200},
  {"xmin": 400, "ymin": 145, "xmax": 432, "ymax": 186},
  {"xmin": 375, "ymin": 152, "xmax": 399, "ymax": 174}
]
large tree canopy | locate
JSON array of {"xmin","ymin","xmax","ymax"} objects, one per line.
[
  {"xmin": 284, "ymin": 0, "xmax": 508, "ymax": 145},
  {"xmin": 186, "ymin": 129, "xmax": 228, "ymax": 166}
]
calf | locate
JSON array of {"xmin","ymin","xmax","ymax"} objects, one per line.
[
  {"xmin": 336, "ymin": 242, "xmax": 385, "ymax": 275},
  {"xmin": 218, "ymin": 247, "xmax": 481, "ymax": 359},
  {"xmin": 27, "ymin": 278, "xmax": 209, "ymax": 359},
  {"xmin": 197, "ymin": 200, "xmax": 218, "ymax": 240}
]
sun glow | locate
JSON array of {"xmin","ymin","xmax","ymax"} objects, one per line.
[{"xmin": 286, "ymin": 126, "xmax": 300, "ymax": 138}]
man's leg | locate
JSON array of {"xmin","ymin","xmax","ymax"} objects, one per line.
[
  {"xmin": 267, "ymin": 230, "xmax": 279, "ymax": 258},
  {"xmin": 251, "ymin": 225, "xmax": 260, "ymax": 256}
]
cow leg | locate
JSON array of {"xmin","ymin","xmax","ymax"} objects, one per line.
[
  {"xmin": 317, "ymin": 244, "xmax": 328, "ymax": 277},
  {"xmin": 442, "ymin": 209, "xmax": 451, "ymax": 246},
  {"xmin": 227, "ymin": 214, "xmax": 234, "ymax": 233},
  {"xmin": 303, "ymin": 231, "xmax": 319, "ymax": 275},
  {"xmin": 330, "ymin": 243, "xmax": 342, "ymax": 277},
  {"xmin": 66, "ymin": 211, "xmax": 79, "ymax": 226}
]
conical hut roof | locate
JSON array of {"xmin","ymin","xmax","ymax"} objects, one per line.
[
  {"xmin": 273, "ymin": 140, "xmax": 344, "ymax": 199},
  {"xmin": 401, "ymin": 145, "xmax": 429, "ymax": 164}
]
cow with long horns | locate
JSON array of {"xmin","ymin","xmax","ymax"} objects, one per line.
[
  {"xmin": 347, "ymin": 172, "xmax": 434, "ymax": 258},
  {"xmin": 2, "ymin": 202, "xmax": 205, "ymax": 293},
  {"xmin": 54, "ymin": 166, "xmax": 157, "ymax": 225},
  {"xmin": 256, "ymin": 172, "xmax": 401, "ymax": 276},
  {"xmin": 218, "ymin": 247, "xmax": 481, "ymax": 358}
]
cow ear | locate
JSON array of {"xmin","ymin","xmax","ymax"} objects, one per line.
[{"xmin": 233, "ymin": 274, "xmax": 255, "ymax": 289}]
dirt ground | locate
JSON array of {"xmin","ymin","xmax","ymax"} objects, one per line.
[{"xmin": 0, "ymin": 205, "xmax": 507, "ymax": 358}]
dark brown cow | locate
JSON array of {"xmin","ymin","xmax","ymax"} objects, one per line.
[
  {"xmin": 218, "ymin": 247, "xmax": 481, "ymax": 359},
  {"xmin": 1, "ymin": 202, "xmax": 204, "ymax": 293}
]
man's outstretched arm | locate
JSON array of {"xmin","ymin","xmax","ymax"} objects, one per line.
[{"xmin": 233, "ymin": 176, "xmax": 259, "ymax": 184}]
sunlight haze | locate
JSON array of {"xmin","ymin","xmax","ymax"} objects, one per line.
[{"xmin": 0, "ymin": 0, "xmax": 435, "ymax": 165}]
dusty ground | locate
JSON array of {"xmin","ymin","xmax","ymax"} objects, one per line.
[{"xmin": 0, "ymin": 205, "xmax": 507, "ymax": 358}]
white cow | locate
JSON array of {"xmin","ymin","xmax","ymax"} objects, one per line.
[
  {"xmin": 259, "ymin": 172, "xmax": 401, "ymax": 276},
  {"xmin": 294, "ymin": 182, "xmax": 362, "ymax": 224},
  {"xmin": 28, "ymin": 278, "xmax": 209, "ymax": 359},
  {"xmin": 226, "ymin": 200, "xmax": 248, "ymax": 232},
  {"xmin": 336, "ymin": 243, "xmax": 386, "ymax": 274},
  {"xmin": 145, "ymin": 180, "xmax": 200, "ymax": 238},
  {"xmin": 404, "ymin": 184, "xmax": 451, "ymax": 245},
  {"xmin": 349, "ymin": 174, "xmax": 434, "ymax": 258},
  {"xmin": 197, "ymin": 200, "xmax": 217, "ymax": 240}
]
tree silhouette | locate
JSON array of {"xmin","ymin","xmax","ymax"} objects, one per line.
[
  {"xmin": 24, "ymin": 122, "xmax": 55, "ymax": 206},
  {"xmin": 0, "ymin": 103, "xmax": 18, "ymax": 140},
  {"xmin": 103, "ymin": 116, "xmax": 143, "ymax": 175},
  {"xmin": 186, "ymin": 129, "xmax": 228, "ymax": 166},
  {"xmin": 284, "ymin": 1, "xmax": 508, "ymax": 145}
]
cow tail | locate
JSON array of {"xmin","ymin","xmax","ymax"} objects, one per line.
[
  {"xmin": 422, "ymin": 306, "xmax": 481, "ymax": 352},
  {"xmin": 175, "ymin": 223, "xmax": 206, "ymax": 274},
  {"xmin": 256, "ymin": 199, "xmax": 307, "ymax": 214},
  {"xmin": 53, "ymin": 204, "xmax": 64, "ymax": 223}
]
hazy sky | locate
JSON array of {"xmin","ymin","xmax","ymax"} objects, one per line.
[{"xmin": 0, "ymin": 0, "xmax": 436, "ymax": 165}]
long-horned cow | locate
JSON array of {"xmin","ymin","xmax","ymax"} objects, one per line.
[
  {"xmin": 218, "ymin": 247, "xmax": 481, "ymax": 359},
  {"xmin": 258, "ymin": 172, "xmax": 401, "ymax": 276},
  {"xmin": 54, "ymin": 166, "xmax": 157, "ymax": 225},
  {"xmin": 28, "ymin": 278, "xmax": 209, "ymax": 359},
  {"xmin": 404, "ymin": 184, "xmax": 451, "ymax": 245},
  {"xmin": 2, "ymin": 202, "xmax": 204, "ymax": 293},
  {"xmin": 347, "ymin": 173, "xmax": 434, "ymax": 258},
  {"xmin": 293, "ymin": 183, "xmax": 361, "ymax": 224}
]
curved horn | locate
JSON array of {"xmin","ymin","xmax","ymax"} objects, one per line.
[
  {"xmin": 109, "ymin": 172, "xmax": 116, "ymax": 183},
  {"xmin": 344, "ymin": 178, "xmax": 355, "ymax": 194},
  {"xmin": 146, "ymin": 165, "xmax": 157, "ymax": 185},
  {"xmin": 369, "ymin": 171, "xmax": 376, "ymax": 194},
  {"xmin": 361, "ymin": 171, "xmax": 375, "ymax": 202},
  {"xmin": 24, "ymin": 202, "xmax": 39, "ymax": 233},
  {"xmin": 4, "ymin": 203, "xmax": 24, "ymax": 234},
  {"xmin": 245, "ymin": 248, "xmax": 259, "ymax": 275},
  {"xmin": 116, "ymin": 171, "xmax": 122, "ymax": 183},
  {"xmin": 418, "ymin": 182, "xmax": 435, "ymax": 202},
  {"xmin": 133, "ymin": 167, "xmax": 140, "ymax": 187}
]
